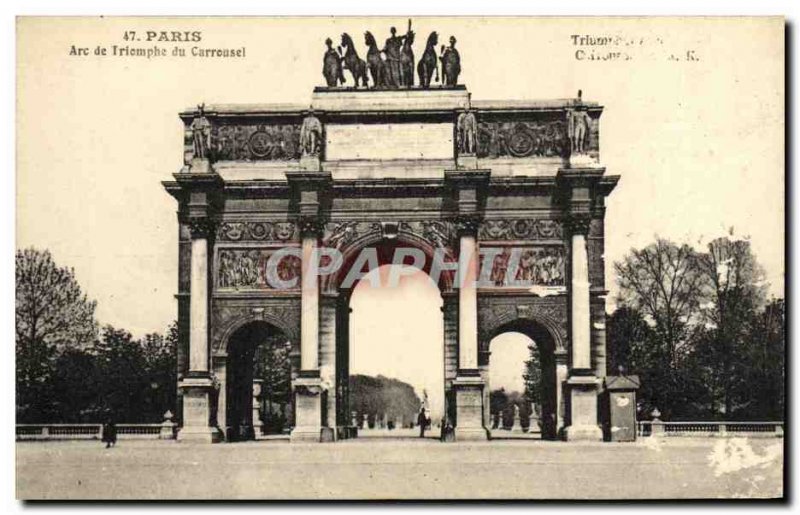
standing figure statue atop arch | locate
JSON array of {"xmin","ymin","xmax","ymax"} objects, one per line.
[
  {"xmin": 440, "ymin": 36, "xmax": 461, "ymax": 86},
  {"xmin": 383, "ymin": 24, "xmax": 406, "ymax": 87},
  {"xmin": 321, "ymin": 37, "xmax": 345, "ymax": 87}
]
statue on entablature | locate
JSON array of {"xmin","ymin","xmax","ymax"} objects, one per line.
[
  {"xmin": 300, "ymin": 110, "xmax": 323, "ymax": 157},
  {"xmin": 190, "ymin": 103, "xmax": 212, "ymax": 160},
  {"xmin": 457, "ymin": 109, "xmax": 477, "ymax": 155}
]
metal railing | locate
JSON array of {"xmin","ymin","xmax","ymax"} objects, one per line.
[{"xmin": 637, "ymin": 421, "xmax": 784, "ymax": 438}]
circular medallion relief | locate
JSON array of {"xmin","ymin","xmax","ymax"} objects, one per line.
[
  {"xmin": 248, "ymin": 131, "xmax": 273, "ymax": 158},
  {"xmin": 507, "ymin": 126, "xmax": 535, "ymax": 157}
]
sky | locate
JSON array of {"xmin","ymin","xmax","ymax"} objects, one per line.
[{"xmin": 16, "ymin": 18, "xmax": 784, "ymax": 406}]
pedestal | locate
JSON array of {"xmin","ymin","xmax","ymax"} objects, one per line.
[
  {"xmin": 453, "ymin": 373, "xmax": 489, "ymax": 441},
  {"xmin": 177, "ymin": 376, "xmax": 222, "ymax": 443},
  {"xmin": 564, "ymin": 375, "xmax": 603, "ymax": 441},
  {"xmin": 290, "ymin": 376, "xmax": 324, "ymax": 442},
  {"xmin": 300, "ymin": 155, "xmax": 321, "ymax": 172},
  {"xmin": 457, "ymin": 154, "xmax": 478, "ymax": 170},
  {"xmin": 190, "ymin": 157, "xmax": 211, "ymax": 174}
]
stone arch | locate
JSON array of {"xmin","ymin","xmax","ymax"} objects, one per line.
[
  {"xmin": 479, "ymin": 307, "xmax": 566, "ymax": 355},
  {"xmin": 217, "ymin": 311, "xmax": 300, "ymax": 357},
  {"xmin": 219, "ymin": 318, "xmax": 296, "ymax": 442},
  {"xmin": 321, "ymin": 223, "xmax": 456, "ymax": 293},
  {"xmin": 481, "ymin": 316, "xmax": 563, "ymax": 440}
]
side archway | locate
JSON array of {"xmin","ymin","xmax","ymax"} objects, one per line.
[{"xmin": 480, "ymin": 314, "xmax": 566, "ymax": 440}]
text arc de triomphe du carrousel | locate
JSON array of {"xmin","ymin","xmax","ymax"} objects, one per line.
[{"xmin": 163, "ymin": 22, "xmax": 638, "ymax": 444}]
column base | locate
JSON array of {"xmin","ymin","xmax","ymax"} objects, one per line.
[
  {"xmin": 177, "ymin": 375, "xmax": 222, "ymax": 443},
  {"xmin": 177, "ymin": 426, "xmax": 222, "ymax": 443},
  {"xmin": 563, "ymin": 374, "xmax": 603, "ymax": 442},
  {"xmin": 290, "ymin": 374, "xmax": 325, "ymax": 443},
  {"xmin": 453, "ymin": 373, "xmax": 489, "ymax": 442},
  {"xmin": 455, "ymin": 427, "xmax": 490, "ymax": 441},
  {"xmin": 563, "ymin": 424, "xmax": 603, "ymax": 442},
  {"xmin": 290, "ymin": 427, "xmax": 324, "ymax": 443}
]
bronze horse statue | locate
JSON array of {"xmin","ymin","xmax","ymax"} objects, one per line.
[
  {"xmin": 340, "ymin": 33, "xmax": 369, "ymax": 88},
  {"xmin": 364, "ymin": 31, "xmax": 387, "ymax": 88},
  {"xmin": 417, "ymin": 31, "xmax": 439, "ymax": 88}
]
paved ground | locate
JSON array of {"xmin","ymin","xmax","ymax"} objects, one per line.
[{"xmin": 16, "ymin": 437, "xmax": 783, "ymax": 500}]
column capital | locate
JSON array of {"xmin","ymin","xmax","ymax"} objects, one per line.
[
  {"xmin": 298, "ymin": 217, "xmax": 325, "ymax": 238},
  {"xmin": 566, "ymin": 215, "xmax": 592, "ymax": 236},
  {"xmin": 187, "ymin": 217, "xmax": 216, "ymax": 239},
  {"xmin": 452, "ymin": 214, "xmax": 482, "ymax": 236}
]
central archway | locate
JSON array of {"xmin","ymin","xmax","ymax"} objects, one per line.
[
  {"xmin": 326, "ymin": 233, "xmax": 452, "ymax": 439},
  {"xmin": 347, "ymin": 264, "xmax": 444, "ymax": 437}
]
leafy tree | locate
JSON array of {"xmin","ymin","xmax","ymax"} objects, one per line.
[
  {"xmin": 522, "ymin": 343, "xmax": 542, "ymax": 406},
  {"xmin": 695, "ymin": 237, "xmax": 766, "ymax": 415},
  {"xmin": 16, "ymin": 248, "xmax": 97, "ymax": 422},
  {"xmin": 348, "ymin": 374, "xmax": 421, "ymax": 427},
  {"xmin": 253, "ymin": 335, "xmax": 292, "ymax": 432},
  {"xmin": 612, "ymin": 236, "xmax": 784, "ymax": 422},
  {"xmin": 744, "ymin": 298, "xmax": 785, "ymax": 420}
]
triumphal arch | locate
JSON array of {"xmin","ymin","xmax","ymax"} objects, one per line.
[{"xmin": 163, "ymin": 28, "xmax": 618, "ymax": 443}]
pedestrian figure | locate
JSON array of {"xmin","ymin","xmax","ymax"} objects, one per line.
[
  {"xmin": 417, "ymin": 407, "xmax": 428, "ymax": 438},
  {"xmin": 102, "ymin": 418, "xmax": 117, "ymax": 449}
]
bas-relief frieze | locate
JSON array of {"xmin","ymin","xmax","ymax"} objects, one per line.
[
  {"xmin": 321, "ymin": 220, "xmax": 457, "ymax": 253},
  {"xmin": 216, "ymin": 221, "xmax": 298, "ymax": 242},
  {"xmin": 480, "ymin": 246, "xmax": 567, "ymax": 287},
  {"xmin": 477, "ymin": 120, "xmax": 568, "ymax": 159},
  {"xmin": 211, "ymin": 123, "xmax": 302, "ymax": 161},
  {"xmin": 479, "ymin": 219, "xmax": 564, "ymax": 241},
  {"xmin": 216, "ymin": 248, "xmax": 301, "ymax": 290}
]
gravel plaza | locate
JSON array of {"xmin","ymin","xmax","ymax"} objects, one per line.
[{"xmin": 16, "ymin": 437, "xmax": 783, "ymax": 500}]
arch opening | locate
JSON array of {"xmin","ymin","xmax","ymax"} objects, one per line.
[
  {"xmin": 343, "ymin": 260, "xmax": 444, "ymax": 438},
  {"xmin": 223, "ymin": 320, "xmax": 293, "ymax": 442},
  {"xmin": 485, "ymin": 320, "xmax": 561, "ymax": 440}
]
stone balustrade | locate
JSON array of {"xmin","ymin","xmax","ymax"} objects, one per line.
[
  {"xmin": 16, "ymin": 413, "xmax": 178, "ymax": 441},
  {"xmin": 637, "ymin": 421, "xmax": 784, "ymax": 438}
]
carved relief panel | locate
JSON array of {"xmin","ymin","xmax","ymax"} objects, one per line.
[
  {"xmin": 210, "ymin": 123, "xmax": 303, "ymax": 161},
  {"xmin": 477, "ymin": 120, "xmax": 568, "ymax": 159},
  {"xmin": 479, "ymin": 245, "xmax": 567, "ymax": 288},
  {"xmin": 214, "ymin": 220, "xmax": 301, "ymax": 291}
]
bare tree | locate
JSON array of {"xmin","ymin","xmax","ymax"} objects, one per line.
[{"xmin": 614, "ymin": 239, "xmax": 708, "ymax": 363}]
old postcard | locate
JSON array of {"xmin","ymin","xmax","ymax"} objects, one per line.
[{"xmin": 15, "ymin": 16, "xmax": 784, "ymax": 500}]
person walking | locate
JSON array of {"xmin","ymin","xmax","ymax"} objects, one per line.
[
  {"xmin": 102, "ymin": 417, "xmax": 117, "ymax": 449},
  {"xmin": 417, "ymin": 407, "xmax": 428, "ymax": 438}
]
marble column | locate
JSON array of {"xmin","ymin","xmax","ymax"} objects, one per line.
[
  {"xmin": 291, "ymin": 220, "xmax": 324, "ymax": 442},
  {"xmin": 453, "ymin": 217, "xmax": 489, "ymax": 441},
  {"xmin": 564, "ymin": 217, "xmax": 602, "ymax": 441},
  {"xmin": 177, "ymin": 218, "xmax": 222, "ymax": 443}
]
